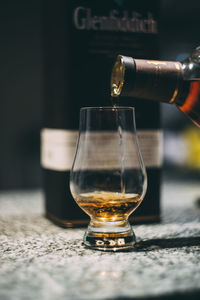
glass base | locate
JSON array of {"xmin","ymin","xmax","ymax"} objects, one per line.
[{"xmin": 83, "ymin": 219, "xmax": 136, "ymax": 251}]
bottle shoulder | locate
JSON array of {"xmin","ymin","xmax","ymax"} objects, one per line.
[{"xmin": 182, "ymin": 47, "xmax": 200, "ymax": 80}]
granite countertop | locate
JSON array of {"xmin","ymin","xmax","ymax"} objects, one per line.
[{"xmin": 0, "ymin": 182, "xmax": 200, "ymax": 300}]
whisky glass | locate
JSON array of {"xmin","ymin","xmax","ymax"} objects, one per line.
[{"xmin": 70, "ymin": 107, "xmax": 147, "ymax": 251}]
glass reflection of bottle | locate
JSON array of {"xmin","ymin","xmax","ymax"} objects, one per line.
[{"xmin": 111, "ymin": 47, "xmax": 200, "ymax": 127}]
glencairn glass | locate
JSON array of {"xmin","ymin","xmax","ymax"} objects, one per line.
[{"xmin": 70, "ymin": 107, "xmax": 147, "ymax": 251}]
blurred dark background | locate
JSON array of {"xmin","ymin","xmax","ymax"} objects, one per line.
[
  {"xmin": 0, "ymin": 1, "xmax": 42, "ymax": 189},
  {"xmin": 0, "ymin": 0, "xmax": 200, "ymax": 190}
]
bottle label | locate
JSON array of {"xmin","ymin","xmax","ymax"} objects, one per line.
[
  {"xmin": 41, "ymin": 129, "xmax": 79, "ymax": 171},
  {"xmin": 41, "ymin": 129, "xmax": 162, "ymax": 171},
  {"xmin": 73, "ymin": 7, "xmax": 158, "ymax": 34}
]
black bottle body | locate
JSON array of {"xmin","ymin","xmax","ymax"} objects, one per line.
[{"xmin": 42, "ymin": 0, "xmax": 161, "ymax": 227}]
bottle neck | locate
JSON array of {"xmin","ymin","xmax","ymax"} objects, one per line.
[{"xmin": 111, "ymin": 56, "xmax": 184, "ymax": 104}]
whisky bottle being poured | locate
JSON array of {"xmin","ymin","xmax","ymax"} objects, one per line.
[{"xmin": 111, "ymin": 47, "xmax": 200, "ymax": 127}]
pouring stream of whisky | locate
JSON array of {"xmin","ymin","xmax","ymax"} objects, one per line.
[
  {"xmin": 112, "ymin": 99, "xmax": 126, "ymax": 194},
  {"xmin": 118, "ymin": 123, "xmax": 126, "ymax": 194}
]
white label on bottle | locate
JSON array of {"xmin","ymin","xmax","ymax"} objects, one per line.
[
  {"xmin": 138, "ymin": 130, "xmax": 163, "ymax": 168},
  {"xmin": 41, "ymin": 129, "xmax": 79, "ymax": 171},
  {"xmin": 41, "ymin": 128, "xmax": 162, "ymax": 171}
]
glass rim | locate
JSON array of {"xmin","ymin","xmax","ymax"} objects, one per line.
[{"xmin": 80, "ymin": 106, "xmax": 135, "ymax": 111}]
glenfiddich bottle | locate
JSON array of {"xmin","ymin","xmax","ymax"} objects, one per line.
[
  {"xmin": 41, "ymin": 0, "xmax": 161, "ymax": 227},
  {"xmin": 111, "ymin": 47, "xmax": 200, "ymax": 127}
]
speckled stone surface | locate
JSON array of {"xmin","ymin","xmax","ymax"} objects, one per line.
[{"xmin": 0, "ymin": 183, "xmax": 200, "ymax": 300}]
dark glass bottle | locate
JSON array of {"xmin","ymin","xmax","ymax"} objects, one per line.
[
  {"xmin": 111, "ymin": 47, "xmax": 200, "ymax": 127},
  {"xmin": 42, "ymin": 0, "xmax": 161, "ymax": 227}
]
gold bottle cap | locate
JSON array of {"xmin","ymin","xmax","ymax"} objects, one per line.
[
  {"xmin": 111, "ymin": 55, "xmax": 135, "ymax": 97},
  {"xmin": 111, "ymin": 55, "xmax": 125, "ymax": 97}
]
